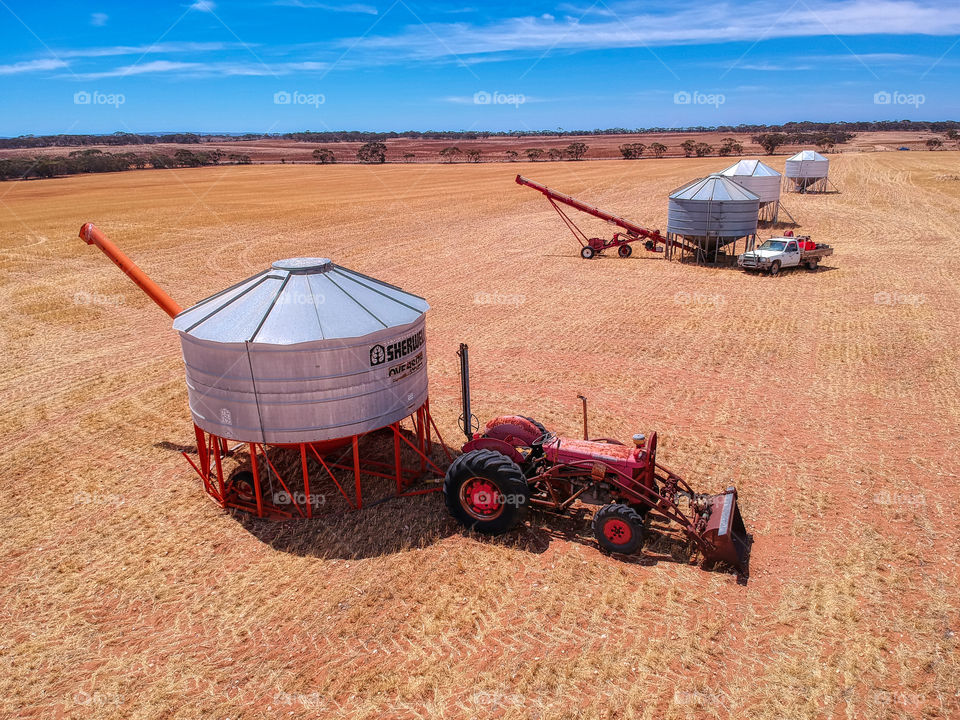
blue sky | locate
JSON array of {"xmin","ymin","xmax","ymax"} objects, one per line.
[{"xmin": 1, "ymin": 0, "xmax": 958, "ymax": 135}]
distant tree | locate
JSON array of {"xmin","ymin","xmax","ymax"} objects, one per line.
[
  {"xmin": 228, "ymin": 153, "xmax": 252, "ymax": 165},
  {"xmin": 439, "ymin": 146, "xmax": 463, "ymax": 163},
  {"xmin": 526, "ymin": 148, "xmax": 545, "ymax": 161},
  {"xmin": 174, "ymin": 149, "xmax": 204, "ymax": 167},
  {"xmin": 208, "ymin": 149, "xmax": 225, "ymax": 165},
  {"xmin": 547, "ymin": 148, "xmax": 564, "ymax": 161},
  {"xmin": 619, "ymin": 142, "xmax": 645, "ymax": 159},
  {"xmin": 694, "ymin": 142, "xmax": 713, "ymax": 157},
  {"xmin": 402, "ymin": 152, "xmax": 416, "ymax": 162},
  {"xmin": 680, "ymin": 139, "xmax": 697, "ymax": 157},
  {"xmin": 649, "ymin": 142, "xmax": 667, "ymax": 158},
  {"xmin": 926, "ymin": 137, "xmax": 944, "ymax": 150},
  {"xmin": 505, "ymin": 150, "xmax": 519, "ymax": 162},
  {"xmin": 357, "ymin": 141, "xmax": 387, "ymax": 163},
  {"xmin": 754, "ymin": 132, "xmax": 788, "ymax": 155},
  {"xmin": 465, "ymin": 149, "xmax": 482, "ymax": 163},
  {"xmin": 312, "ymin": 148, "xmax": 336, "ymax": 164},
  {"xmin": 566, "ymin": 142, "xmax": 588, "ymax": 160},
  {"xmin": 815, "ymin": 136, "xmax": 836, "ymax": 153},
  {"xmin": 719, "ymin": 137, "xmax": 743, "ymax": 156}
]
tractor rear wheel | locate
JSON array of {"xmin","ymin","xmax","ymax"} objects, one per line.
[
  {"xmin": 580, "ymin": 246, "xmax": 596, "ymax": 259},
  {"xmin": 592, "ymin": 503, "xmax": 645, "ymax": 554},
  {"xmin": 444, "ymin": 449, "xmax": 530, "ymax": 535},
  {"xmin": 618, "ymin": 244, "xmax": 632, "ymax": 258}
]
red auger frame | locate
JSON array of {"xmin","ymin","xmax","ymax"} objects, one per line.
[
  {"xmin": 516, "ymin": 175, "xmax": 679, "ymax": 259},
  {"xmin": 446, "ymin": 344, "xmax": 751, "ymax": 576}
]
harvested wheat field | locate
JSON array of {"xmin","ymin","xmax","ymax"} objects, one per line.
[{"xmin": 2, "ymin": 153, "xmax": 959, "ymax": 719}]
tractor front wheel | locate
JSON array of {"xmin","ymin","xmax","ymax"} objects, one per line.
[
  {"xmin": 580, "ymin": 246, "xmax": 596, "ymax": 259},
  {"xmin": 618, "ymin": 244, "xmax": 632, "ymax": 258},
  {"xmin": 592, "ymin": 504, "xmax": 645, "ymax": 554},
  {"xmin": 444, "ymin": 449, "xmax": 530, "ymax": 535}
]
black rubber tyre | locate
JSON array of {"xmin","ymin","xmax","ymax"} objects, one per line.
[
  {"xmin": 581, "ymin": 246, "xmax": 596, "ymax": 259},
  {"xmin": 769, "ymin": 260, "xmax": 781, "ymax": 276},
  {"xmin": 806, "ymin": 260, "xmax": 818, "ymax": 271},
  {"xmin": 618, "ymin": 244, "xmax": 632, "ymax": 258},
  {"xmin": 520, "ymin": 416, "xmax": 548, "ymax": 436},
  {"xmin": 592, "ymin": 503, "xmax": 645, "ymax": 554},
  {"xmin": 444, "ymin": 449, "xmax": 530, "ymax": 535}
]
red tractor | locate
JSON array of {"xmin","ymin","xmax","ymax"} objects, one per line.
[{"xmin": 444, "ymin": 345, "xmax": 751, "ymax": 575}]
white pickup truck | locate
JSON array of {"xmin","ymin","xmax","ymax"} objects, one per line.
[{"xmin": 738, "ymin": 236, "xmax": 833, "ymax": 275}]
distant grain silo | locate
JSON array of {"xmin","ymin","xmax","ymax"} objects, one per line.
[
  {"xmin": 719, "ymin": 159, "xmax": 793, "ymax": 224},
  {"xmin": 784, "ymin": 150, "xmax": 831, "ymax": 193},
  {"xmin": 666, "ymin": 174, "xmax": 760, "ymax": 264}
]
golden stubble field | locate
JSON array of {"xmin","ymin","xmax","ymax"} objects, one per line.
[{"xmin": 1, "ymin": 153, "xmax": 959, "ymax": 719}]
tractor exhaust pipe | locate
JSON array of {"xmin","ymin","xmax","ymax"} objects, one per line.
[
  {"xmin": 78, "ymin": 223, "xmax": 182, "ymax": 318},
  {"xmin": 577, "ymin": 394, "xmax": 588, "ymax": 440},
  {"xmin": 458, "ymin": 343, "xmax": 474, "ymax": 441}
]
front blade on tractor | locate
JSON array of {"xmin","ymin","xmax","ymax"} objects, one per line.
[{"xmin": 700, "ymin": 487, "xmax": 751, "ymax": 574}]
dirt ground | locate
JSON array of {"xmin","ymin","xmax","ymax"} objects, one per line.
[
  {"xmin": 0, "ymin": 130, "xmax": 949, "ymax": 165},
  {"xmin": 1, "ymin": 152, "xmax": 959, "ymax": 719}
]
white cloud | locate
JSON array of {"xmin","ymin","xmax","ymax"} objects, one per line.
[
  {"xmin": 73, "ymin": 59, "xmax": 329, "ymax": 79},
  {"xmin": 339, "ymin": 1, "xmax": 960, "ymax": 61},
  {"xmin": 90, "ymin": 12, "xmax": 108, "ymax": 26},
  {"xmin": 189, "ymin": 1, "xmax": 216, "ymax": 12},
  {"xmin": 58, "ymin": 41, "xmax": 253, "ymax": 59},
  {"xmin": 275, "ymin": 0, "xmax": 378, "ymax": 14},
  {"xmin": 0, "ymin": 58, "xmax": 69, "ymax": 75}
]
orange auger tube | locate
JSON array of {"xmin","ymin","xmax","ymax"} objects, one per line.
[{"xmin": 79, "ymin": 223, "xmax": 182, "ymax": 318}]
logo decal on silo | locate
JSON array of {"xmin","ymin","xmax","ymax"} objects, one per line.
[
  {"xmin": 220, "ymin": 408, "xmax": 233, "ymax": 426},
  {"xmin": 370, "ymin": 344, "xmax": 386, "ymax": 366}
]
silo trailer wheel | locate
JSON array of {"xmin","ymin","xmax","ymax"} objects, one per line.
[
  {"xmin": 592, "ymin": 504, "xmax": 645, "ymax": 555},
  {"xmin": 618, "ymin": 244, "xmax": 632, "ymax": 258},
  {"xmin": 444, "ymin": 449, "xmax": 530, "ymax": 535}
]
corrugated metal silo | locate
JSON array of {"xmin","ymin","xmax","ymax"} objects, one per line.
[
  {"xmin": 666, "ymin": 175, "xmax": 760, "ymax": 263},
  {"xmin": 784, "ymin": 150, "xmax": 830, "ymax": 192},
  {"xmin": 172, "ymin": 258, "xmax": 429, "ymax": 445},
  {"xmin": 719, "ymin": 159, "xmax": 786, "ymax": 222}
]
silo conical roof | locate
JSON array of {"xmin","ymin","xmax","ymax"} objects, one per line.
[
  {"xmin": 719, "ymin": 159, "xmax": 781, "ymax": 178},
  {"xmin": 173, "ymin": 258, "xmax": 429, "ymax": 344},
  {"xmin": 669, "ymin": 174, "xmax": 760, "ymax": 202},
  {"xmin": 786, "ymin": 150, "xmax": 827, "ymax": 162}
]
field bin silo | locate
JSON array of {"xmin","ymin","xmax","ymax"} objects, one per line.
[
  {"xmin": 718, "ymin": 159, "xmax": 793, "ymax": 224},
  {"xmin": 665, "ymin": 174, "xmax": 760, "ymax": 264},
  {"xmin": 784, "ymin": 150, "xmax": 831, "ymax": 193},
  {"xmin": 79, "ymin": 223, "xmax": 451, "ymax": 521}
]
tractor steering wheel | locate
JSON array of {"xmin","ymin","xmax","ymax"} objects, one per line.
[{"xmin": 531, "ymin": 430, "xmax": 557, "ymax": 451}]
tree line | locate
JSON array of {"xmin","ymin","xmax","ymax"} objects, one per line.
[
  {"xmin": 0, "ymin": 148, "xmax": 252, "ymax": 181},
  {"xmin": 3, "ymin": 120, "xmax": 958, "ymax": 150}
]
